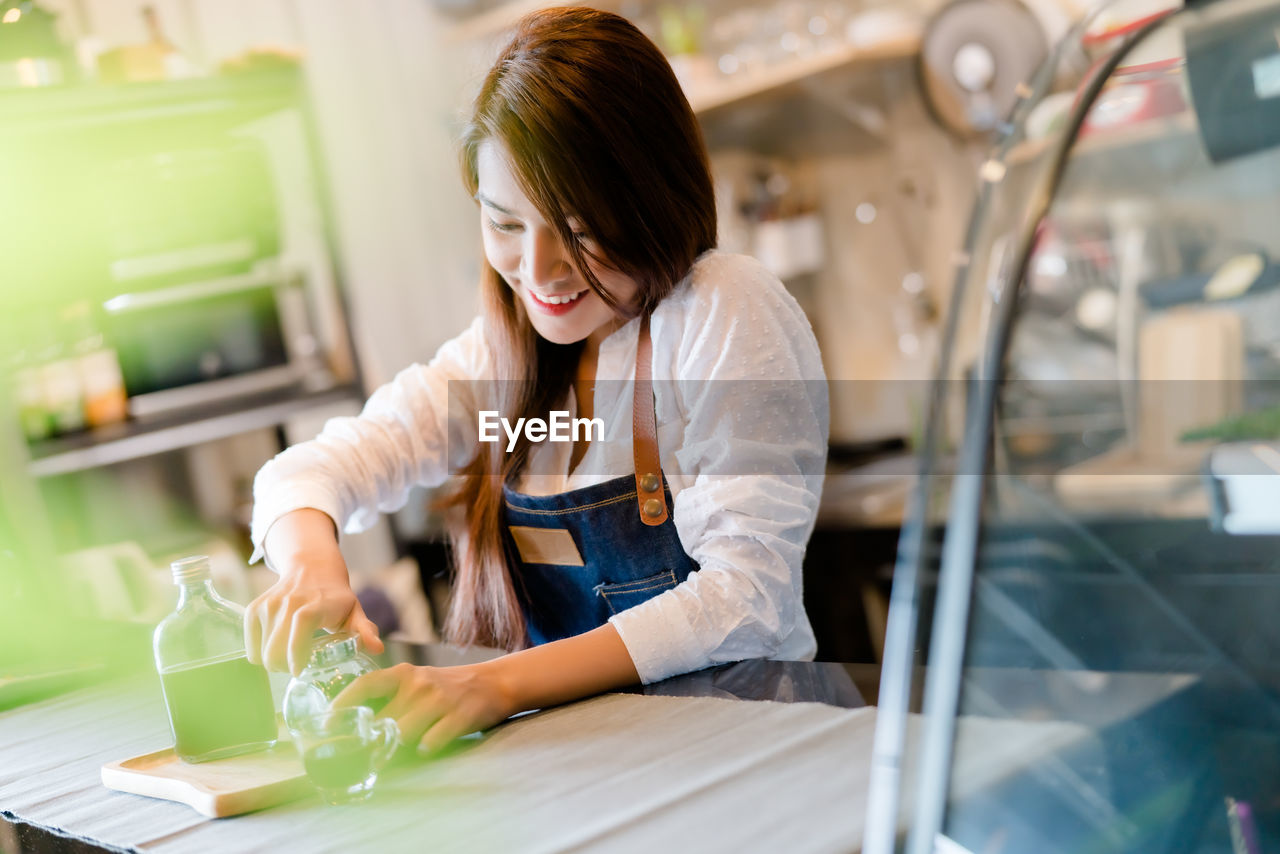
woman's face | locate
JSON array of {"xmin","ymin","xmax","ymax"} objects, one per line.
[{"xmin": 476, "ymin": 140, "xmax": 639, "ymax": 348}]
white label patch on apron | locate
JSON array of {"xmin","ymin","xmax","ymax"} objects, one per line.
[{"xmin": 508, "ymin": 526, "xmax": 585, "ymax": 566}]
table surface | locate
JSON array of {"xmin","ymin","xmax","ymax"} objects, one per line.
[
  {"xmin": 0, "ymin": 647, "xmax": 1199, "ymax": 854},
  {"xmin": 0, "ymin": 650, "xmax": 873, "ymax": 854}
]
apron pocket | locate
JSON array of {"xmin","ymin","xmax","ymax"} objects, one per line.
[{"xmin": 595, "ymin": 570, "xmax": 678, "ymax": 616}]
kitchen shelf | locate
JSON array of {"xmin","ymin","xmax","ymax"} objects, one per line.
[
  {"xmin": 995, "ymin": 111, "xmax": 1222, "ymax": 217},
  {"xmin": 446, "ymin": 0, "xmax": 597, "ymax": 43},
  {"xmin": 0, "ymin": 68, "xmax": 305, "ymax": 136},
  {"xmin": 443, "ymin": 2, "xmax": 919, "ymax": 115},
  {"xmin": 26, "ymin": 384, "xmax": 362, "ymax": 478},
  {"xmin": 1005, "ymin": 111, "xmax": 1197, "ymax": 168},
  {"xmin": 686, "ymin": 35, "xmax": 921, "ymax": 115}
]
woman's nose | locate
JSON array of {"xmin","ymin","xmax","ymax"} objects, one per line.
[{"xmin": 522, "ymin": 229, "xmax": 572, "ymax": 288}]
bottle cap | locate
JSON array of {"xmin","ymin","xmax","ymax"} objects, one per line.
[{"xmin": 170, "ymin": 554, "xmax": 211, "ymax": 584}]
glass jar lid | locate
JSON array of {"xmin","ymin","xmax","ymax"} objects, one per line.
[{"xmin": 307, "ymin": 631, "xmax": 360, "ymax": 668}]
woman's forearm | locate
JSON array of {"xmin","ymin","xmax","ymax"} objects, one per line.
[
  {"xmin": 262, "ymin": 508, "xmax": 343, "ymax": 579},
  {"xmin": 485, "ymin": 623, "xmax": 640, "ymax": 713}
]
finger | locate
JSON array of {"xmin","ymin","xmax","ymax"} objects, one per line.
[
  {"xmin": 286, "ymin": 605, "xmax": 322, "ymax": 676},
  {"xmin": 389, "ymin": 703, "xmax": 445, "ymax": 751},
  {"xmin": 263, "ymin": 599, "xmax": 308, "ymax": 673},
  {"xmin": 244, "ymin": 596, "xmax": 267, "ymax": 666},
  {"xmin": 261, "ymin": 624, "xmax": 288, "ymax": 673},
  {"xmin": 345, "ymin": 601, "xmax": 385, "ymax": 655},
  {"xmin": 255, "ymin": 596, "xmax": 290, "ymax": 671},
  {"xmin": 419, "ymin": 711, "xmax": 475, "ymax": 756},
  {"xmin": 333, "ymin": 666, "xmax": 406, "ymax": 709},
  {"xmin": 375, "ymin": 680, "xmax": 430, "ymax": 723}
]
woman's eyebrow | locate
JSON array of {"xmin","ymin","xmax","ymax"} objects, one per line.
[{"xmin": 475, "ymin": 192, "xmax": 516, "ymax": 216}]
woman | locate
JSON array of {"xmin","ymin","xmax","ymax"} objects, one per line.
[{"xmin": 246, "ymin": 6, "xmax": 828, "ymax": 754}]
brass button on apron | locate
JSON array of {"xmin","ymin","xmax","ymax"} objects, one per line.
[
  {"xmin": 639, "ymin": 473, "xmax": 660, "ymax": 493},
  {"xmin": 642, "ymin": 498, "xmax": 663, "ymax": 519}
]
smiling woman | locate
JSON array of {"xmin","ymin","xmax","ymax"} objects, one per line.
[
  {"xmin": 245, "ymin": 6, "xmax": 829, "ymax": 757},
  {"xmin": 474, "ymin": 139, "xmax": 639, "ymax": 347}
]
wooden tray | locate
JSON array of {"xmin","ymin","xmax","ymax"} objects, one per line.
[{"xmin": 101, "ymin": 727, "xmax": 312, "ymax": 817}]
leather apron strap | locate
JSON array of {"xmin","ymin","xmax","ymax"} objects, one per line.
[{"xmin": 632, "ymin": 314, "xmax": 668, "ymax": 526}]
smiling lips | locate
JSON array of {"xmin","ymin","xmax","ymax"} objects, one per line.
[{"xmin": 528, "ymin": 287, "xmax": 588, "ymax": 316}]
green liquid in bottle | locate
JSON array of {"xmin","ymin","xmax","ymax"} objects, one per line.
[{"xmin": 160, "ymin": 652, "xmax": 277, "ymax": 762}]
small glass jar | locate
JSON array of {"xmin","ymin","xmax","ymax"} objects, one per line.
[{"xmin": 282, "ymin": 632, "xmax": 379, "ymax": 731}]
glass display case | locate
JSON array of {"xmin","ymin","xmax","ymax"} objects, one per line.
[{"xmin": 867, "ymin": 0, "xmax": 1280, "ymax": 851}]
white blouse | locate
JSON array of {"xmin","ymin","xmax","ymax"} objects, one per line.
[{"xmin": 250, "ymin": 251, "xmax": 830, "ymax": 684}]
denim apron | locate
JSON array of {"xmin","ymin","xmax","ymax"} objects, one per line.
[{"xmin": 501, "ymin": 316, "xmax": 699, "ymax": 645}]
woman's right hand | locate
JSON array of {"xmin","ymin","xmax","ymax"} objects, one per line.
[{"xmin": 244, "ymin": 508, "xmax": 385, "ymax": 676}]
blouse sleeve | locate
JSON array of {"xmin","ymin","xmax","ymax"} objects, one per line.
[
  {"xmin": 249, "ymin": 315, "xmax": 490, "ymax": 566},
  {"xmin": 608, "ymin": 255, "xmax": 830, "ymax": 683}
]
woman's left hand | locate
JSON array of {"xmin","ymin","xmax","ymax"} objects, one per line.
[
  {"xmin": 333, "ymin": 662, "xmax": 518, "ymax": 755},
  {"xmin": 334, "ymin": 625, "xmax": 638, "ymax": 755}
]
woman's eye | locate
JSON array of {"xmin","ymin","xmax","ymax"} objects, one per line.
[{"xmin": 486, "ymin": 218, "xmax": 521, "ymax": 234}]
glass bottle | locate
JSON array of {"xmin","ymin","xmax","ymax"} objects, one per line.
[
  {"xmin": 4, "ymin": 317, "xmax": 50, "ymax": 442},
  {"xmin": 37, "ymin": 310, "xmax": 84, "ymax": 436},
  {"xmin": 65, "ymin": 300, "xmax": 127, "ymax": 429},
  {"xmin": 153, "ymin": 555, "xmax": 278, "ymax": 762},
  {"xmin": 283, "ymin": 632, "xmax": 379, "ymax": 731}
]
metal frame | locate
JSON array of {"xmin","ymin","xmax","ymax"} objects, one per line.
[{"xmin": 862, "ymin": 9, "xmax": 1183, "ymax": 853}]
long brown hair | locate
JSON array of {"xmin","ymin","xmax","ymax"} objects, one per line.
[{"xmin": 441, "ymin": 7, "xmax": 717, "ymax": 650}]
